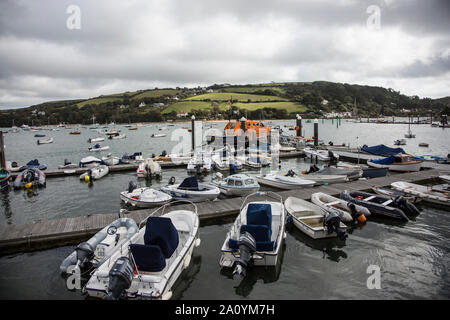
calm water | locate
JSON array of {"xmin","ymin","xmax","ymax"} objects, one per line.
[{"xmin": 0, "ymin": 120, "xmax": 449, "ymax": 299}]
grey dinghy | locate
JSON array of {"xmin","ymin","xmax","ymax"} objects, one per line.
[
  {"xmin": 340, "ymin": 190, "xmax": 420, "ymax": 221},
  {"xmin": 84, "ymin": 202, "xmax": 200, "ymax": 300},
  {"xmin": 60, "ymin": 217, "xmax": 139, "ymax": 273}
]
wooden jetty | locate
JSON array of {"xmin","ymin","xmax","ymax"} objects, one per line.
[{"xmin": 0, "ymin": 168, "xmax": 442, "ymax": 255}]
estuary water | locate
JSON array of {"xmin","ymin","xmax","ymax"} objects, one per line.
[{"xmin": 0, "ymin": 119, "xmax": 449, "ymax": 299}]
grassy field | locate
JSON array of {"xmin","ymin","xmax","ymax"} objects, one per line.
[
  {"xmin": 185, "ymin": 92, "xmax": 286, "ymax": 102},
  {"xmin": 233, "ymin": 101, "xmax": 306, "ymax": 112},
  {"xmin": 76, "ymin": 97, "xmax": 123, "ymax": 108},
  {"xmin": 220, "ymin": 86, "xmax": 286, "ymax": 94},
  {"xmin": 132, "ymin": 89, "xmax": 180, "ymax": 100},
  {"xmin": 162, "ymin": 101, "xmax": 221, "ymax": 114}
]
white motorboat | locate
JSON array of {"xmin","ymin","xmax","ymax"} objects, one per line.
[
  {"xmin": 88, "ymin": 137, "xmax": 105, "ymax": 143},
  {"xmin": 151, "ymin": 133, "xmax": 166, "ymax": 138},
  {"xmin": 303, "ymin": 147, "xmax": 339, "ymax": 161},
  {"xmin": 137, "ymin": 158, "xmax": 162, "ymax": 179},
  {"xmin": 79, "ymin": 156, "xmax": 102, "ymax": 168},
  {"xmin": 210, "ymin": 173, "xmax": 260, "ymax": 197},
  {"xmin": 37, "ymin": 137, "xmax": 54, "ymax": 144},
  {"xmin": 255, "ymin": 171, "xmax": 315, "ymax": 190},
  {"xmin": 186, "ymin": 152, "xmax": 213, "ymax": 173},
  {"xmin": 371, "ymin": 186, "xmax": 420, "ymax": 203},
  {"xmin": 391, "ymin": 181, "xmax": 450, "ymax": 207},
  {"xmin": 367, "ymin": 154, "xmax": 422, "ymax": 172},
  {"xmin": 309, "ymin": 166, "xmax": 362, "ymax": 181},
  {"xmin": 212, "ymin": 154, "xmax": 243, "ymax": 171},
  {"xmin": 160, "ymin": 176, "xmax": 220, "ymax": 202},
  {"xmin": 120, "ymin": 182, "xmax": 172, "ymax": 208},
  {"xmin": 311, "ymin": 192, "xmax": 370, "ymax": 223},
  {"xmin": 102, "ymin": 153, "xmax": 121, "ymax": 166},
  {"xmin": 108, "ymin": 134, "xmax": 126, "ymax": 140},
  {"xmin": 60, "ymin": 217, "xmax": 139, "ymax": 274},
  {"xmin": 219, "ymin": 192, "xmax": 286, "ymax": 278},
  {"xmin": 121, "ymin": 152, "xmax": 144, "ymax": 164},
  {"xmin": 88, "ymin": 144, "xmax": 110, "ymax": 152},
  {"xmin": 84, "ymin": 202, "xmax": 200, "ymax": 300},
  {"xmin": 284, "ymin": 197, "xmax": 347, "ymax": 240},
  {"xmin": 285, "ymin": 169, "xmax": 348, "ymax": 185},
  {"xmin": 79, "ymin": 165, "xmax": 109, "ymax": 181},
  {"xmin": 394, "ymin": 139, "xmax": 406, "ymax": 145}
]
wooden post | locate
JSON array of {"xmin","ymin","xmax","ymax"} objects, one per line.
[
  {"xmin": 0, "ymin": 132, "xmax": 6, "ymax": 169},
  {"xmin": 191, "ymin": 115, "xmax": 195, "ymax": 151},
  {"xmin": 313, "ymin": 119, "xmax": 319, "ymax": 147}
]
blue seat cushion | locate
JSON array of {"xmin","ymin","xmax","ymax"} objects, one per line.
[
  {"xmin": 240, "ymin": 224, "xmax": 271, "ymax": 242},
  {"xmin": 129, "ymin": 244, "xmax": 166, "ymax": 272},
  {"xmin": 143, "ymin": 217, "xmax": 179, "ymax": 258},
  {"xmin": 246, "ymin": 203, "xmax": 272, "ymax": 227}
]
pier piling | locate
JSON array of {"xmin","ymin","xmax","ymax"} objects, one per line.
[{"xmin": 313, "ymin": 119, "xmax": 318, "ymax": 146}]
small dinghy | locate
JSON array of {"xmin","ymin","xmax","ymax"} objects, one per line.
[
  {"xmin": 371, "ymin": 186, "xmax": 419, "ymax": 203},
  {"xmin": 303, "ymin": 147, "xmax": 339, "ymax": 162},
  {"xmin": 161, "ymin": 176, "xmax": 220, "ymax": 202},
  {"xmin": 211, "ymin": 173, "xmax": 260, "ymax": 196},
  {"xmin": 102, "ymin": 153, "xmax": 121, "ymax": 166},
  {"xmin": 311, "ymin": 166, "xmax": 362, "ymax": 181},
  {"xmin": 13, "ymin": 168, "xmax": 46, "ymax": 190},
  {"xmin": 79, "ymin": 165, "xmax": 109, "ymax": 181},
  {"xmin": 58, "ymin": 159, "xmax": 78, "ymax": 169},
  {"xmin": 219, "ymin": 192, "xmax": 286, "ymax": 277},
  {"xmin": 84, "ymin": 202, "xmax": 200, "ymax": 300},
  {"xmin": 151, "ymin": 133, "xmax": 166, "ymax": 138},
  {"xmin": 362, "ymin": 167, "xmax": 388, "ymax": 178},
  {"xmin": 19, "ymin": 159, "xmax": 47, "ymax": 171},
  {"xmin": 394, "ymin": 139, "xmax": 406, "ymax": 146},
  {"xmin": 391, "ymin": 181, "xmax": 450, "ymax": 207},
  {"xmin": 311, "ymin": 192, "xmax": 369, "ymax": 223},
  {"xmin": 37, "ymin": 137, "xmax": 53, "ymax": 144},
  {"xmin": 255, "ymin": 171, "xmax": 315, "ymax": 190},
  {"xmin": 79, "ymin": 156, "xmax": 102, "ymax": 168},
  {"xmin": 34, "ymin": 134, "xmax": 45, "ymax": 137},
  {"xmin": 60, "ymin": 217, "xmax": 139, "ymax": 274},
  {"xmin": 212, "ymin": 154, "xmax": 243, "ymax": 171},
  {"xmin": 340, "ymin": 190, "xmax": 419, "ymax": 221},
  {"xmin": 88, "ymin": 143, "xmax": 110, "ymax": 152},
  {"xmin": 120, "ymin": 181, "xmax": 172, "ymax": 208},
  {"xmin": 367, "ymin": 154, "xmax": 422, "ymax": 172},
  {"xmin": 244, "ymin": 156, "xmax": 270, "ymax": 169},
  {"xmin": 121, "ymin": 152, "xmax": 144, "ymax": 164},
  {"xmin": 108, "ymin": 133, "xmax": 126, "ymax": 140},
  {"xmin": 285, "ymin": 196, "xmax": 347, "ymax": 240},
  {"xmin": 186, "ymin": 152, "xmax": 213, "ymax": 173},
  {"xmin": 137, "ymin": 158, "xmax": 162, "ymax": 179},
  {"xmin": 88, "ymin": 137, "xmax": 105, "ymax": 143}
]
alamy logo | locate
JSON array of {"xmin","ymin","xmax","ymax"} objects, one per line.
[
  {"xmin": 366, "ymin": 5, "xmax": 381, "ymax": 30},
  {"xmin": 66, "ymin": 265, "xmax": 81, "ymax": 290},
  {"xmin": 366, "ymin": 265, "xmax": 381, "ymax": 289},
  {"xmin": 66, "ymin": 5, "xmax": 81, "ymax": 30}
]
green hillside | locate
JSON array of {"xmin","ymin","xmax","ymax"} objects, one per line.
[{"xmin": 2, "ymin": 81, "xmax": 449, "ymax": 127}]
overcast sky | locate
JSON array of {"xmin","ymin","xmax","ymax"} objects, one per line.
[{"xmin": 0, "ymin": 0, "xmax": 449, "ymax": 109}]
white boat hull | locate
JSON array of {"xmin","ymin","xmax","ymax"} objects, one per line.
[
  {"xmin": 391, "ymin": 181, "xmax": 450, "ymax": 206},
  {"xmin": 120, "ymin": 188, "xmax": 172, "ymax": 208},
  {"xmin": 367, "ymin": 160, "xmax": 421, "ymax": 172},
  {"xmin": 256, "ymin": 173, "xmax": 315, "ymax": 190}
]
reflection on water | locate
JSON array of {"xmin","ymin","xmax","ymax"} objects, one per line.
[{"xmin": 1, "ymin": 191, "xmax": 12, "ymax": 224}]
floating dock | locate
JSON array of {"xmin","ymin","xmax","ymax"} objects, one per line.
[{"xmin": 0, "ymin": 168, "xmax": 442, "ymax": 255}]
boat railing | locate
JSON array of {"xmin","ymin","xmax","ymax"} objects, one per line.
[
  {"xmin": 139, "ymin": 200, "xmax": 198, "ymax": 229},
  {"xmin": 239, "ymin": 191, "xmax": 283, "ymax": 213}
]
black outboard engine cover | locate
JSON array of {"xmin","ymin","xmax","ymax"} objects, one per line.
[
  {"xmin": 128, "ymin": 181, "xmax": 137, "ymax": 193},
  {"xmin": 286, "ymin": 169, "xmax": 296, "ymax": 177},
  {"xmin": 347, "ymin": 202, "xmax": 363, "ymax": 222},
  {"xmin": 168, "ymin": 176, "xmax": 176, "ymax": 185},
  {"xmin": 394, "ymin": 196, "xmax": 420, "ymax": 216},
  {"xmin": 64, "ymin": 159, "xmax": 70, "ymax": 165},
  {"xmin": 233, "ymin": 232, "xmax": 256, "ymax": 279},
  {"xmin": 324, "ymin": 212, "xmax": 347, "ymax": 241},
  {"xmin": 75, "ymin": 242, "xmax": 94, "ymax": 268},
  {"xmin": 161, "ymin": 150, "xmax": 167, "ymax": 157},
  {"xmin": 105, "ymin": 257, "xmax": 134, "ymax": 300}
]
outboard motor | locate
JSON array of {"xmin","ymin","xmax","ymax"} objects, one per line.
[
  {"xmin": 347, "ymin": 202, "xmax": 367, "ymax": 223},
  {"xmin": 160, "ymin": 150, "xmax": 167, "ymax": 157},
  {"xmin": 75, "ymin": 242, "xmax": 94, "ymax": 268},
  {"xmin": 393, "ymin": 196, "xmax": 420, "ymax": 216},
  {"xmin": 128, "ymin": 181, "xmax": 137, "ymax": 193},
  {"xmin": 328, "ymin": 150, "xmax": 337, "ymax": 163},
  {"xmin": 285, "ymin": 169, "xmax": 296, "ymax": 177},
  {"xmin": 145, "ymin": 165, "xmax": 152, "ymax": 180},
  {"xmin": 233, "ymin": 232, "xmax": 256, "ymax": 279},
  {"xmin": 104, "ymin": 257, "xmax": 134, "ymax": 300},
  {"xmin": 168, "ymin": 176, "xmax": 176, "ymax": 185},
  {"xmin": 324, "ymin": 212, "xmax": 347, "ymax": 241},
  {"xmin": 64, "ymin": 159, "xmax": 70, "ymax": 166}
]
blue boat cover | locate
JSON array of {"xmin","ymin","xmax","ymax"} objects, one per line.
[
  {"xmin": 178, "ymin": 176, "xmax": 199, "ymax": 191},
  {"xmin": 129, "ymin": 244, "xmax": 166, "ymax": 272},
  {"xmin": 362, "ymin": 144, "xmax": 405, "ymax": 156},
  {"xmin": 143, "ymin": 217, "xmax": 179, "ymax": 258},
  {"xmin": 370, "ymin": 156, "xmax": 395, "ymax": 165}
]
